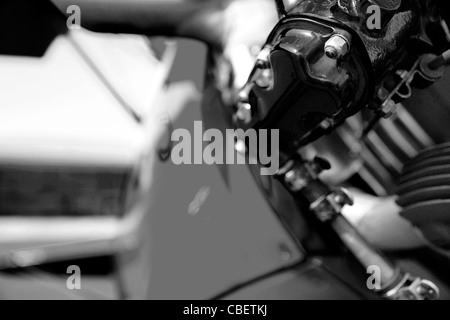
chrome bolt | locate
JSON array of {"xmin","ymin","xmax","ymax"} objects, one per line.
[
  {"xmin": 319, "ymin": 118, "xmax": 333, "ymax": 130},
  {"xmin": 284, "ymin": 169, "xmax": 308, "ymax": 192},
  {"xmin": 381, "ymin": 99, "xmax": 397, "ymax": 118},
  {"xmin": 236, "ymin": 102, "xmax": 252, "ymax": 124},
  {"xmin": 255, "ymin": 68, "xmax": 273, "ymax": 88},
  {"xmin": 325, "ymin": 34, "xmax": 351, "ymax": 59}
]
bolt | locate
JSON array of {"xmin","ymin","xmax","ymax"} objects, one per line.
[
  {"xmin": 255, "ymin": 68, "xmax": 273, "ymax": 88},
  {"xmin": 238, "ymin": 83, "xmax": 253, "ymax": 102},
  {"xmin": 381, "ymin": 99, "xmax": 397, "ymax": 118},
  {"xmin": 334, "ymin": 188, "xmax": 354, "ymax": 206},
  {"xmin": 284, "ymin": 169, "xmax": 308, "ymax": 191},
  {"xmin": 325, "ymin": 34, "xmax": 351, "ymax": 59},
  {"xmin": 234, "ymin": 139, "xmax": 247, "ymax": 154},
  {"xmin": 236, "ymin": 102, "xmax": 252, "ymax": 124},
  {"xmin": 319, "ymin": 118, "xmax": 333, "ymax": 130}
]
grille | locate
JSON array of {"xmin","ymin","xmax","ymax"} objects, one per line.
[{"xmin": 0, "ymin": 166, "xmax": 129, "ymax": 217}]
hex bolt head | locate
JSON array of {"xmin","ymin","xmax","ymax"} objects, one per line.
[
  {"xmin": 325, "ymin": 34, "xmax": 351, "ymax": 59},
  {"xmin": 236, "ymin": 102, "xmax": 252, "ymax": 124},
  {"xmin": 284, "ymin": 170, "xmax": 307, "ymax": 191}
]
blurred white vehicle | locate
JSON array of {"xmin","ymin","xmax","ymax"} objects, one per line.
[{"xmin": 0, "ymin": 29, "xmax": 177, "ymax": 299}]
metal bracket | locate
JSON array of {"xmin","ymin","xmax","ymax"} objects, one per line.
[
  {"xmin": 277, "ymin": 155, "xmax": 440, "ymax": 300},
  {"xmin": 384, "ymin": 273, "xmax": 440, "ymax": 300}
]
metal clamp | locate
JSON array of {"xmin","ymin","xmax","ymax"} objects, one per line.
[
  {"xmin": 384, "ymin": 273, "xmax": 440, "ymax": 300},
  {"xmin": 372, "ymin": 54, "xmax": 446, "ymax": 119},
  {"xmin": 277, "ymin": 155, "xmax": 440, "ymax": 300}
]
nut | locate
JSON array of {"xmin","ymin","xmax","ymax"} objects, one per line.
[
  {"xmin": 325, "ymin": 34, "xmax": 351, "ymax": 59},
  {"xmin": 235, "ymin": 102, "xmax": 252, "ymax": 124}
]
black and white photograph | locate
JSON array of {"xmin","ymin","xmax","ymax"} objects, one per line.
[{"xmin": 1, "ymin": 0, "xmax": 450, "ymax": 306}]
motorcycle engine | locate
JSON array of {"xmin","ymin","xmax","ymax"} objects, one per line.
[{"xmin": 235, "ymin": 0, "xmax": 450, "ymax": 253}]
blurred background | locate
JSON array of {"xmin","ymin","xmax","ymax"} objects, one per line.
[{"xmin": 0, "ymin": 0, "xmax": 304, "ymax": 300}]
